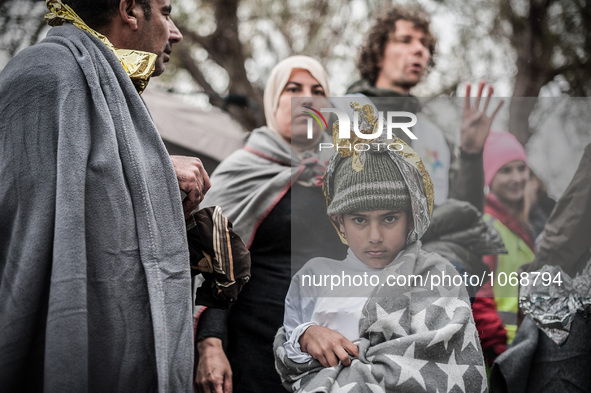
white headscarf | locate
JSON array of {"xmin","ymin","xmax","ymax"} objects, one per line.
[{"xmin": 263, "ymin": 55, "xmax": 331, "ymax": 134}]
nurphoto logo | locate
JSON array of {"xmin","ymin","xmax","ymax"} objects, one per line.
[
  {"xmin": 302, "ymin": 105, "xmax": 328, "ymax": 132},
  {"xmin": 304, "ymin": 107, "xmax": 418, "ymax": 152}
]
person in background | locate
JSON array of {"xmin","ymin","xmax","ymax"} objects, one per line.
[
  {"xmin": 342, "ymin": 4, "xmax": 507, "ymax": 300},
  {"xmin": 525, "ymin": 144, "xmax": 591, "ymax": 277},
  {"xmin": 489, "ymin": 143, "xmax": 591, "ymax": 393},
  {"xmin": 347, "ymin": 4, "xmax": 503, "ymax": 210},
  {"xmin": 472, "ymin": 131, "xmax": 541, "ymax": 366},
  {"xmin": 0, "ymin": 0, "xmax": 209, "ymax": 391},
  {"xmin": 194, "ymin": 56, "xmax": 347, "ymax": 393}
]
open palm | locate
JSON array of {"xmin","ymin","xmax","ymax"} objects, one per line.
[{"xmin": 461, "ymin": 81, "xmax": 504, "ymax": 154}]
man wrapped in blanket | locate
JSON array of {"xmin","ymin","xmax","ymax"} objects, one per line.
[{"xmin": 274, "ymin": 135, "xmax": 488, "ymax": 392}]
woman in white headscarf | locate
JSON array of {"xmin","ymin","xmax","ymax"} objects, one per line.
[{"xmin": 195, "ymin": 56, "xmax": 347, "ymax": 393}]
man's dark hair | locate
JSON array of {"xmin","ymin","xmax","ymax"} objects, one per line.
[
  {"xmin": 357, "ymin": 5, "xmax": 437, "ymax": 85},
  {"xmin": 66, "ymin": 0, "xmax": 152, "ymax": 30}
]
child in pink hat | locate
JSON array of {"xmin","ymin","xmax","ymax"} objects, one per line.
[
  {"xmin": 473, "ymin": 130, "xmax": 539, "ymax": 367},
  {"xmin": 483, "ymin": 131, "xmax": 528, "ymax": 188}
]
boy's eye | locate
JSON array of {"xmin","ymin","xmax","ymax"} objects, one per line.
[
  {"xmin": 352, "ymin": 217, "xmax": 366, "ymax": 225},
  {"xmin": 383, "ymin": 216, "xmax": 398, "ymax": 224}
]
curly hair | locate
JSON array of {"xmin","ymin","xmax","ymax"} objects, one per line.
[
  {"xmin": 66, "ymin": 0, "xmax": 152, "ymax": 30},
  {"xmin": 357, "ymin": 5, "xmax": 437, "ymax": 85}
]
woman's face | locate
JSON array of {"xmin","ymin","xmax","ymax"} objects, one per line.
[
  {"xmin": 490, "ymin": 160, "xmax": 529, "ymax": 205},
  {"xmin": 274, "ymin": 69, "xmax": 329, "ymax": 150}
]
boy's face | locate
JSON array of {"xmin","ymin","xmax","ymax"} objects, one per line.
[{"xmin": 338, "ymin": 210, "xmax": 409, "ymax": 269}]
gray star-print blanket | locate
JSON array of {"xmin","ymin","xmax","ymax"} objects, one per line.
[{"xmin": 274, "ymin": 242, "xmax": 488, "ymax": 393}]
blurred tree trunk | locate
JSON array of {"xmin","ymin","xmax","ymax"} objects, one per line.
[
  {"xmin": 176, "ymin": 0, "xmax": 264, "ymax": 131},
  {"xmin": 504, "ymin": 0, "xmax": 555, "ymax": 145},
  {"xmin": 497, "ymin": 0, "xmax": 591, "ymax": 144},
  {"xmin": 171, "ymin": 0, "xmax": 373, "ymax": 132}
]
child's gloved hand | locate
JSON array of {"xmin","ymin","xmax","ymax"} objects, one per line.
[{"xmin": 299, "ymin": 325, "xmax": 359, "ymax": 367}]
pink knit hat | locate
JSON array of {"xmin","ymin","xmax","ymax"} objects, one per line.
[{"xmin": 483, "ymin": 131, "xmax": 528, "ymax": 186}]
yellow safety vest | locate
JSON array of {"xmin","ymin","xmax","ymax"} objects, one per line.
[{"xmin": 484, "ymin": 214, "xmax": 535, "ymax": 343}]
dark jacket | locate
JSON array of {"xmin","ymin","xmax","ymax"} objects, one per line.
[{"xmin": 421, "ymin": 199, "xmax": 506, "ymax": 291}]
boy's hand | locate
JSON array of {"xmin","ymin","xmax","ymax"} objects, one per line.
[{"xmin": 299, "ymin": 325, "xmax": 359, "ymax": 368}]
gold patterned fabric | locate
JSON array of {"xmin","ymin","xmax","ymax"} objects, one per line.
[
  {"xmin": 324, "ymin": 101, "xmax": 434, "ymax": 245},
  {"xmin": 44, "ymin": 0, "xmax": 156, "ymax": 94}
]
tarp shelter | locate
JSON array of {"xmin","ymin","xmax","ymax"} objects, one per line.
[{"xmin": 142, "ymin": 87, "xmax": 247, "ymax": 174}]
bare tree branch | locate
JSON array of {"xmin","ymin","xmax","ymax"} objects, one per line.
[
  {"xmin": 175, "ymin": 0, "xmax": 264, "ymax": 130},
  {"xmin": 175, "ymin": 44, "xmax": 224, "ymax": 108}
]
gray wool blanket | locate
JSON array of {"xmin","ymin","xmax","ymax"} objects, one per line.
[
  {"xmin": 0, "ymin": 25, "xmax": 193, "ymax": 392},
  {"xmin": 274, "ymin": 242, "xmax": 488, "ymax": 393}
]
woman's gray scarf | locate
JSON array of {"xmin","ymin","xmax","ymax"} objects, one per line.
[{"xmin": 201, "ymin": 127, "xmax": 332, "ymax": 247}]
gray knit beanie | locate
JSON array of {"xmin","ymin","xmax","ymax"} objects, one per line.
[{"xmin": 326, "ymin": 151, "xmax": 411, "ymax": 215}]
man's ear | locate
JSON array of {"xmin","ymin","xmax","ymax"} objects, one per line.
[{"xmin": 119, "ymin": 0, "xmax": 139, "ymax": 30}]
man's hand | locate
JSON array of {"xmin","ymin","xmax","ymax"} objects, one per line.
[
  {"xmin": 299, "ymin": 325, "xmax": 359, "ymax": 368},
  {"xmin": 461, "ymin": 81, "xmax": 504, "ymax": 154},
  {"xmin": 170, "ymin": 155, "xmax": 211, "ymax": 217},
  {"xmin": 195, "ymin": 338, "xmax": 232, "ymax": 393}
]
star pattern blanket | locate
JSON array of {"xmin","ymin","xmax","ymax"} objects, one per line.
[{"xmin": 274, "ymin": 242, "xmax": 488, "ymax": 393}]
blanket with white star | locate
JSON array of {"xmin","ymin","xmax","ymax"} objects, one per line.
[{"xmin": 274, "ymin": 242, "xmax": 488, "ymax": 393}]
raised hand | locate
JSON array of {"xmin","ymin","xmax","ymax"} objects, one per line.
[{"xmin": 461, "ymin": 81, "xmax": 504, "ymax": 154}]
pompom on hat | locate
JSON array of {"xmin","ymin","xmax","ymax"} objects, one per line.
[{"xmin": 483, "ymin": 130, "xmax": 528, "ymax": 187}]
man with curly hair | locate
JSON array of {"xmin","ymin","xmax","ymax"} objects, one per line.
[
  {"xmin": 355, "ymin": 5, "xmax": 436, "ymax": 95},
  {"xmin": 347, "ymin": 4, "xmax": 502, "ymax": 210}
]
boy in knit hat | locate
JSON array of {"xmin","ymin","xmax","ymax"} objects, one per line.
[{"xmin": 274, "ymin": 139, "xmax": 488, "ymax": 393}]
